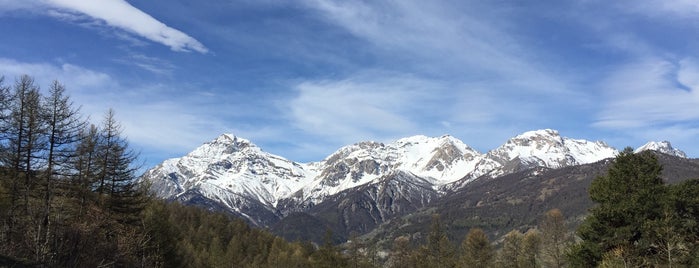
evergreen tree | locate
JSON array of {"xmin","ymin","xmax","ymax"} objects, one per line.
[
  {"xmin": 569, "ymin": 148, "xmax": 666, "ymax": 267},
  {"xmin": 425, "ymin": 214, "xmax": 455, "ymax": 268},
  {"xmin": 659, "ymin": 179, "xmax": 699, "ymax": 266}
]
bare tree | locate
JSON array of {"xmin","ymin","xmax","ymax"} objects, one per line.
[
  {"xmin": 38, "ymin": 80, "xmax": 85, "ymax": 262},
  {"xmin": 540, "ymin": 209, "xmax": 569, "ymax": 268}
]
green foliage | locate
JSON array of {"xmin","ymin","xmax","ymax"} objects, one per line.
[
  {"xmin": 569, "ymin": 148, "xmax": 699, "ymax": 267},
  {"xmin": 425, "ymin": 214, "xmax": 456, "ymax": 268},
  {"xmin": 0, "ymin": 75, "xmax": 332, "ymax": 267}
]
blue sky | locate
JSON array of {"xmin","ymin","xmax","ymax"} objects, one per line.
[{"xmin": 1, "ymin": 0, "xmax": 698, "ymax": 168}]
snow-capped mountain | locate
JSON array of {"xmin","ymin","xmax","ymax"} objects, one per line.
[
  {"xmin": 480, "ymin": 129, "xmax": 617, "ymax": 176},
  {"xmin": 446, "ymin": 129, "xmax": 618, "ymax": 189},
  {"xmin": 141, "ymin": 134, "xmax": 314, "ymax": 224},
  {"xmin": 297, "ymin": 135, "xmax": 482, "ymax": 204},
  {"xmin": 635, "ymin": 141, "xmax": 687, "ymax": 158},
  {"xmin": 141, "ymin": 129, "xmax": 681, "ymax": 228}
]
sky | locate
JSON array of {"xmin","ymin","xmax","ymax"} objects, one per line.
[{"xmin": 1, "ymin": 0, "xmax": 698, "ymax": 168}]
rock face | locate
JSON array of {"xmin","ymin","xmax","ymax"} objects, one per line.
[
  {"xmin": 635, "ymin": 141, "xmax": 687, "ymax": 158},
  {"xmin": 140, "ymin": 129, "xmax": 686, "ymax": 240}
]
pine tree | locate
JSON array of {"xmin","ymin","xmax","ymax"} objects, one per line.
[
  {"xmin": 659, "ymin": 179, "xmax": 699, "ymax": 266},
  {"xmin": 570, "ymin": 148, "xmax": 666, "ymax": 267},
  {"xmin": 71, "ymin": 124, "xmax": 100, "ymax": 215},
  {"xmin": 425, "ymin": 214, "xmax": 455, "ymax": 268}
]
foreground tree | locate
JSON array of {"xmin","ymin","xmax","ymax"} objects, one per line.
[
  {"xmin": 540, "ymin": 208, "xmax": 569, "ymax": 268},
  {"xmin": 519, "ymin": 229, "xmax": 541, "ymax": 268},
  {"xmin": 497, "ymin": 230, "xmax": 523, "ymax": 268},
  {"xmin": 569, "ymin": 148, "xmax": 666, "ymax": 266},
  {"xmin": 459, "ymin": 228, "xmax": 493, "ymax": 268},
  {"xmin": 37, "ymin": 80, "xmax": 85, "ymax": 261},
  {"xmin": 95, "ymin": 109, "xmax": 145, "ymax": 224},
  {"xmin": 0, "ymin": 75, "xmax": 45, "ymax": 251}
]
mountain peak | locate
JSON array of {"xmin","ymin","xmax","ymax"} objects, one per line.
[
  {"xmin": 214, "ymin": 133, "xmax": 252, "ymax": 146},
  {"xmin": 517, "ymin": 129, "xmax": 560, "ymax": 139},
  {"xmin": 635, "ymin": 141, "xmax": 687, "ymax": 158},
  {"xmin": 486, "ymin": 129, "xmax": 617, "ymax": 172}
]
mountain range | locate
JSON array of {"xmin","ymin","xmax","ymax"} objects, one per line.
[{"xmin": 140, "ymin": 129, "xmax": 692, "ymax": 242}]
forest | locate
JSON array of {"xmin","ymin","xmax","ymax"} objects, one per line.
[{"xmin": 1, "ymin": 75, "xmax": 698, "ymax": 267}]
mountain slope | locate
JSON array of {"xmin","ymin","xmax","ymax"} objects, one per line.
[
  {"xmin": 364, "ymin": 152, "xmax": 699, "ymax": 246},
  {"xmin": 140, "ymin": 129, "xmax": 688, "ymax": 236},
  {"xmin": 141, "ymin": 134, "xmax": 314, "ymax": 225}
]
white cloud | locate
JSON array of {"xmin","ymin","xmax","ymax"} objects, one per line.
[
  {"xmin": 625, "ymin": 0, "xmax": 699, "ymax": 19},
  {"xmin": 0, "ymin": 58, "xmax": 111, "ymax": 90},
  {"xmin": 595, "ymin": 58, "xmax": 699, "ymax": 128},
  {"xmin": 288, "ymin": 74, "xmax": 430, "ymax": 143},
  {"xmin": 302, "ymin": 0, "xmax": 570, "ymax": 95},
  {"xmin": 6, "ymin": 0, "xmax": 208, "ymax": 53},
  {"xmin": 114, "ymin": 53, "xmax": 176, "ymax": 75},
  {"xmin": 0, "ymin": 58, "xmax": 229, "ymax": 162}
]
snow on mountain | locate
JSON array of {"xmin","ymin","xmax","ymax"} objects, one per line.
[
  {"xmin": 141, "ymin": 129, "xmax": 644, "ymax": 226},
  {"xmin": 635, "ymin": 141, "xmax": 687, "ymax": 158},
  {"xmin": 298, "ymin": 135, "xmax": 483, "ymax": 203},
  {"xmin": 447, "ymin": 129, "xmax": 618, "ymax": 188},
  {"xmin": 490, "ymin": 129, "xmax": 617, "ymax": 167},
  {"xmin": 142, "ymin": 134, "xmax": 314, "ymax": 208}
]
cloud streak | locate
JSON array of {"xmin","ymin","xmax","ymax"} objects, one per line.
[
  {"xmin": 595, "ymin": 58, "xmax": 699, "ymax": 129},
  {"xmin": 36, "ymin": 0, "xmax": 207, "ymax": 53}
]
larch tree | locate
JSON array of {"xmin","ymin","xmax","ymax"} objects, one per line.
[
  {"xmin": 95, "ymin": 109, "xmax": 144, "ymax": 224},
  {"xmin": 1, "ymin": 75, "xmax": 45, "ymax": 246},
  {"xmin": 38, "ymin": 80, "xmax": 85, "ymax": 259},
  {"xmin": 518, "ymin": 229, "xmax": 541, "ymax": 268},
  {"xmin": 459, "ymin": 228, "xmax": 493, "ymax": 268},
  {"xmin": 389, "ymin": 236, "xmax": 412, "ymax": 268},
  {"xmin": 540, "ymin": 208, "xmax": 569, "ymax": 268},
  {"xmin": 498, "ymin": 230, "xmax": 523, "ymax": 268}
]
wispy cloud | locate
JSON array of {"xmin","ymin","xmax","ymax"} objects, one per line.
[
  {"xmin": 114, "ymin": 53, "xmax": 176, "ymax": 75},
  {"xmin": 0, "ymin": 58, "xmax": 228, "ymax": 162},
  {"xmin": 302, "ymin": 0, "xmax": 569, "ymax": 95},
  {"xmin": 594, "ymin": 58, "xmax": 699, "ymax": 129},
  {"xmin": 1, "ymin": 0, "xmax": 208, "ymax": 53},
  {"xmin": 287, "ymin": 73, "xmax": 432, "ymax": 144}
]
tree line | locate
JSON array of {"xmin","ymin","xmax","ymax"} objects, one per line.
[
  {"xmin": 568, "ymin": 149, "xmax": 699, "ymax": 267},
  {"xmin": 0, "ymin": 75, "xmax": 149, "ymax": 266},
  {"xmin": 381, "ymin": 208, "xmax": 570, "ymax": 268},
  {"xmin": 2, "ymin": 74, "xmax": 698, "ymax": 267}
]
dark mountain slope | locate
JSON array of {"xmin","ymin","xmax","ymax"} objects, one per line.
[{"xmin": 362, "ymin": 153, "xmax": 699, "ymax": 246}]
